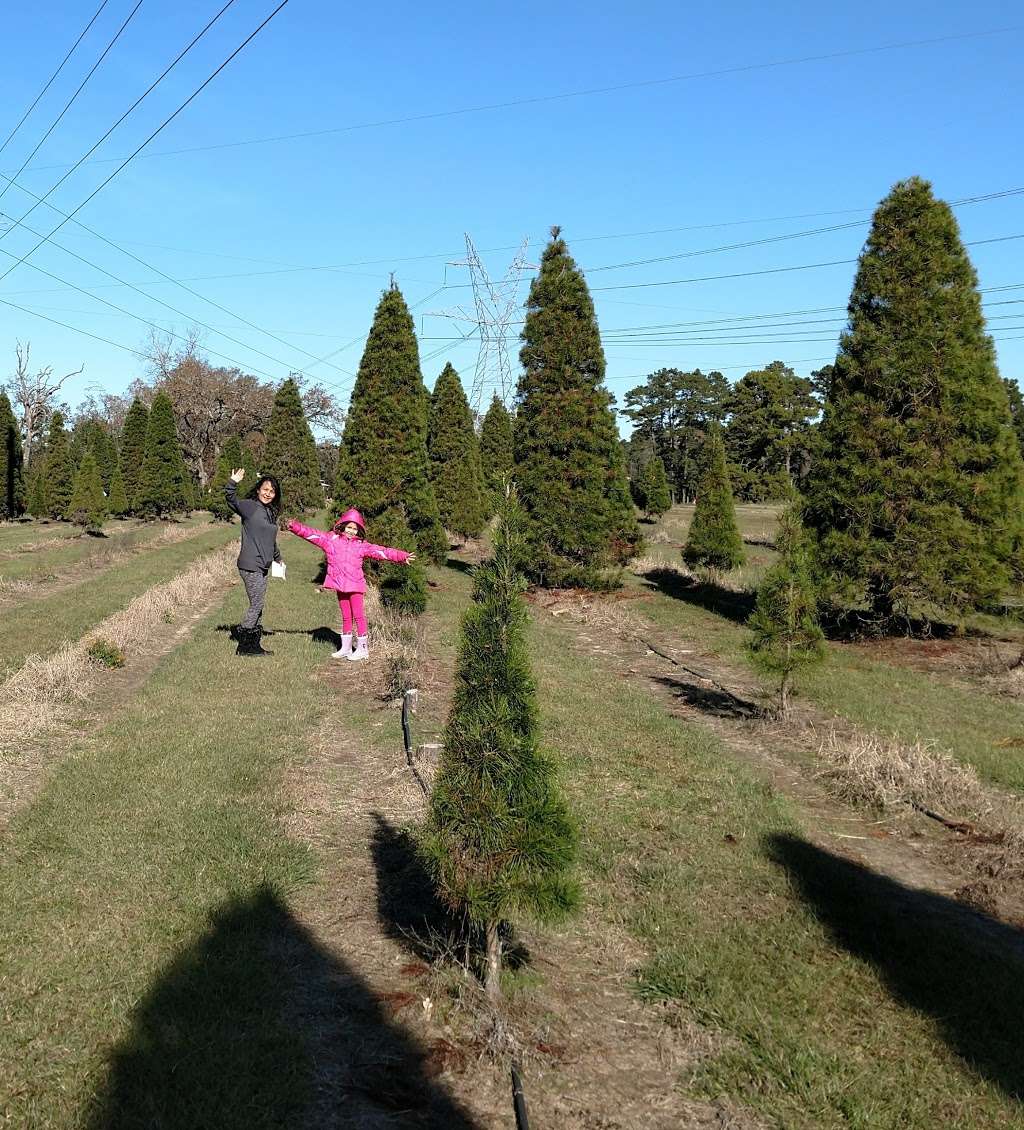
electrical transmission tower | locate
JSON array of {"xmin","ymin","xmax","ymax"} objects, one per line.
[{"xmin": 428, "ymin": 234, "xmax": 531, "ymax": 415}]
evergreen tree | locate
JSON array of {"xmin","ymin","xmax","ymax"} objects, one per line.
[
  {"xmin": 640, "ymin": 455, "xmax": 671, "ymax": 520},
  {"xmin": 746, "ymin": 509, "xmax": 826, "ymax": 716},
  {"xmin": 801, "ymin": 177, "xmax": 1024, "ymax": 623},
  {"xmin": 208, "ymin": 437, "xmax": 243, "ymax": 521},
  {"xmin": 479, "ymin": 394, "xmax": 514, "ymax": 515},
  {"xmin": 67, "ymin": 451, "xmax": 108, "ymax": 531},
  {"xmin": 108, "ymin": 459, "xmax": 130, "ymax": 517},
  {"xmin": 1004, "ymin": 378, "xmax": 1024, "ymax": 459},
  {"xmin": 422, "ymin": 488, "xmax": 578, "ymax": 998},
  {"xmin": 682, "ymin": 425, "xmax": 744, "ymax": 575},
  {"xmin": 240, "ymin": 443, "xmax": 259, "ymax": 485},
  {"xmin": 515, "ymin": 227, "xmax": 641, "ymax": 586},
  {"xmin": 333, "ymin": 285, "xmax": 446, "ymax": 563},
  {"xmin": 92, "ymin": 425, "xmax": 118, "ymax": 493},
  {"xmin": 27, "ymin": 462, "xmax": 47, "ymax": 518},
  {"xmin": 119, "ymin": 398, "xmax": 149, "ymax": 512},
  {"xmin": 1, "ymin": 391, "xmax": 25, "ymax": 519},
  {"xmin": 42, "ymin": 411, "xmax": 75, "ymax": 520},
  {"xmin": 367, "ymin": 503, "xmax": 428, "ymax": 614},
  {"xmin": 137, "ymin": 393, "xmax": 190, "ymax": 518},
  {"xmin": 262, "ymin": 378, "xmax": 324, "ymax": 512},
  {"xmin": 428, "ymin": 363, "xmax": 486, "ymax": 540}
]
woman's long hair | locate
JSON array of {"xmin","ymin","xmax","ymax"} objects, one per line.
[{"xmin": 248, "ymin": 475, "xmax": 282, "ymax": 521}]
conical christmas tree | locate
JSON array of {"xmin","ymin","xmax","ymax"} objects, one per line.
[
  {"xmin": 682, "ymin": 425, "xmax": 744, "ymax": 575},
  {"xmin": 108, "ymin": 459, "xmax": 130, "ymax": 517},
  {"xmin": 746, "ymin": 509, "xmax": 826, "ymax": 715},
  {"xmin": 479, "ymin": 394, "xmax": 514, "ymax": 516},
  {"xmin": 422, "ymin": 487, "xmax": 579, "ymax": 998},
  {"xmin": 262, "ymin": 378, "xmax": 324, "ymax": 513},
  {"xmin": 43, "ymin": 412, "xmax": 75, "ymax": 520},
  {"xmin": 0, "ymin": 392, "xmax": 25, "ymax": 519},
  {"xmin": 428, "ymin": 363, "xmax": 486, "ymax": 540},
  {"xmin": 27, "ymin": 463, "xmax": 47, "ymax": 518},
  {"xmin": 119, "ymin": 398, "xmax": 149, "ymax": 513},
  {"xmin": 367, "ymin": 504, "xmax": 428, "ymax": 615},
  {"xmin": 208, "ymin": 437, "xmax": 243, "ymax": 521},
  {"xmin": 333, "ymin": 285, "xmax": 446, "ymax": 563},
  {"xmin": 515, "ymin": 227, "xmax": 641, "ymax": 586},
  {"xmin": 801, "ymin": 177, "xmax": 1024, "ymax": 623},
  {"xmin": 136, "ymin": 393, "xmax": 190, "ymax": 518},
  {"xmin": 67, "ymin": 451, "xmax": 108, "ymax": 531},
  {"xmin": 640, "ymin": 455, "xmax": 671, "ymax": 520}
]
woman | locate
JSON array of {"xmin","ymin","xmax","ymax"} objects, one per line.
[{"xmin": 225, "ymin": 468, "xmax": 283, "ymax": 657}]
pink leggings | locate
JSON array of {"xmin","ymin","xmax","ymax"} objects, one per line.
[{"xmin": 337, "ymin": 592, "xmax": 367, "ymax": 637}]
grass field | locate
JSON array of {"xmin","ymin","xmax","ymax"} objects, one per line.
[{"xmin": 2, "ymin": 509, "xmax": 1024, "ymax": 1127}]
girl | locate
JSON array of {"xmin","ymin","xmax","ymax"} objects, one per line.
[
  {"xmin": 225, "ymin": 468, "xmax": 283, "ymax": 657},
  {"xmin": 286, "ymin": 508, "xmax": 416, "ymax": 661}
]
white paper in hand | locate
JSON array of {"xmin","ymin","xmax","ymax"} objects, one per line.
[{"xmin": 271, "ymin": 560, "xmax": 286, "ymax": 580}]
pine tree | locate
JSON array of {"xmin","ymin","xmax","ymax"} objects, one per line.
[
  {"xmin": 119, "ymin": 398, "xmax": 149, "ymax": 512},
  {"xmin": 262, "ymin": 378, "xmax": 324, "ymax": 513},
  {"xmin": 334, "ymin": 285, "xmax": 446, "ymax": 564},
  {"xmin": 67, "ymin": 451, "xmax": 108, "ymax": 531},
  {"xmin": 515, "ymin": 227, "xmax": 640, "ymax": 586},
  {"xmin": 801, "ymin": 177, "xmax": 1024, "ymax": 624},
  {"xmin": 108, "ymin": 459, "xmax": 130, "ymax": 517},
  {"xmin": 137, "ymin": 393, "xmax": 190, "ymax": 518},
  {"xmin": 428, "ymin": 363, "xmax": 486, "ymax": 540},
  {"xmin": 92, "ymin": 425, "xmax": 118, "ymax": 493},
  {"xmin": 366, "ymin": 504, "xmax": 428, "ymax": 615},
  {"xmin": 479, "ymin": 394, "xmax": 514, "ymax": 515},
  {"xmin": 682, "ymin": 425, "xmax": 744, "ymax": 576},
  {"xmin": 422, "ymin": 488, "xmax": 579, "ymax": 998},
  {"xmin": 208, "ymin": 437, "xmax": 243, "ymax": 521},
  {"xmin": 640, "ymin": 455, "xmax": 671, "ymax": 520},
  {"xmin": 1, "ymin": 391, "xmax": 25, "ymax": 519},
  {"xmin": 42, "ymin": 412, "xmax": 75, "ymax": 520},
  {"xmin": 746, "ymin": 509, "xmax": 826, "ymax": 716},
  {"xmin": 27, "ymin": 463, "xmax": 47, "ymax": 518}
]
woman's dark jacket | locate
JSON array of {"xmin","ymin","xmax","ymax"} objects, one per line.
[{"xmin": 225, "ymin": 481, "xmax": 282, "ymax": 572}]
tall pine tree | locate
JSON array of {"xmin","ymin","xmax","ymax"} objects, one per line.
[
  {"xmin": 640, "ymin": 455, "xmax": 671, "ymax": 520},
  {"xmin": 119, "ymin": 398, "xmax": 149, "ymax": 513},
  {"xmin": 422, "ymin": 487, "xmax": 578, "ymax": 998},
  {"xmin": 108, "ymin": 458, "xmax": 130, "ymax": 517},
  {"xmin": 262, "ymin": 378, "xmax": 324, "ymax": 513},
  {"xmin": 515, "ymin": 227, "xmax": 640, "ymax": 586},
  {"xmin": 801, "ymin": 177, "xmax": 1024, "ymax": 624},
  {"xmin": 137, "ymin": 393, "xmax": 190, "ymax": 518},
  {"xmin": 682, "ymin": 425, "xmax": 744, "ymax": 575},
  {"xmin": 67, "ymin": 451, "xmax": 108, "ymax": 531},
  {"xmin": 334, "ymin": 285, "xmax": 446, "ymax": 564},
  {"xmin": 479, "ymin": 394, "xmax": 514, "ymax": 515},
  {"xmin": 43, "ymin": 412, "xmax": 75, "ymax": 520},
  {"xmin": 428, "ymin": 363, "xmax": 486, "ymax": 540},
  {"xmin": 1, "ymin": 392, "xmax": 25, "ymax": 519},
  {"xmin": 208, "ymin": 437, "xmax": 243, "ymax": 521}
]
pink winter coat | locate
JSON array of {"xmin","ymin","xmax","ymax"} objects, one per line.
[{"xmin": 286, "ymin": 521, "xmax": 410, "ymax": 594}]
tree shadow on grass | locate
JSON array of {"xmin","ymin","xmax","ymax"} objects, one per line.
[
  {"xmin": 651, "ymin": 674, "xmax": 760, "ymax": 719},
  {"xmin": 639, "ymin": 568, "xmax": 756, "ymax": 625},
  {"xmin": 767, "ymin": 833, "xmax": 1024, "ymax": 1101},
  {"xmin": 370, "ymin": 814, "xmax": 529, "ymax": 974},
  {"xmin": 443, "ymin": 557, "xmax": 476, "ymax": 577},
  {"xmin": 85, "ymin": 886, "xmax": 481, "ymax": 1129}
]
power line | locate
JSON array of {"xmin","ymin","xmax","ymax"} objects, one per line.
[
  {"xmin": 0, "ymin": 0, "xmax": 146, "ymax": 210},
  {"xmin": 10, "ymin": 26, "xmax": 1020, "ymax": 172},
  {"xmin": 0, "ymin": 295, "xmax": 149, "ymax": 359},
  {"xmin": 0, "ymin": 0, "xmax": 240, "ymax": 248},
  {"xmin": 0, "ymin": 0, "xmax": 112, "ymax": 160}
]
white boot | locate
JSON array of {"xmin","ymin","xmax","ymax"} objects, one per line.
[
  {"xmin": 348, "ymin": 634, "xmax": 368, "ymax": 662},
  {"xmin": 331, "ymin": 633, "xmax": 353, "ymax": 659}
]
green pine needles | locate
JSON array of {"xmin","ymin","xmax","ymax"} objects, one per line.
[
  {"xmin": 422, "ymin": 487, "xmax": 579, "ymax": 998},
  {"xmin": 263, "ymin": 378, "xmax": 324, "ymax": 513},
  {"xmin": 137, "ymin": 393, "xmax": 190, "ymax": 518},
  {"xmin": 515, "ymin": 227, "xmax": 641, "ymax": 587},
  {"xmin": 334, "ymin": 285, "xmax": 447, "ymax": 565},
  {"xmin": 639, "ymin": 455, "xmax": 671, "ymax": 520},
  {"xmin": 67, "ymin": 451, "xmax": 108, "ymax": 531},
  {"xmin": 0, "ymin": 392, "xmax": 25, "ymax": 519},
  {"xmin": 746, "ymin": 509, "xmax": 826, "ymax": 716},
  {"xmin": 479, "ymin": 394, "xmax": 514, "ymax": 517},
  {"xmin": 428, "ymin": 363, "xmax": 486, "ymax": 541},
  {"xmin": 682, "ymin": 426, "xmax": 744, "ymax": 576},
  {"xmin": 42, "ymin": 411, "xmax": 75, "ymax": 520},
  {"xmin": 119, "ymin": 398, "xmax": 149, "ymax": 513},
  {"xmin": 367, "ymin": 504, "xmax": 428, "ymax": 616},
  {"xmin": 801, "ymin": 177, "xmax": 1024, "ymax": 625}
]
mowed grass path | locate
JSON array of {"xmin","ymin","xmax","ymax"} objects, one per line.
[
  {"xmin": 640, "ymin": 506, "xmax": 1024, "ymax": 792},
  {"xmin": 0, "ymin": 525, "xmax": 238, "ymax": 676},
  {"xmin": 0, "ymin": 533, "xmax": 343, "ymax": 1128}
]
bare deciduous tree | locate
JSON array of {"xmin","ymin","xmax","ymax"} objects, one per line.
[{"xmin": 4, "ymin": 342, "xmax": 83, "ymax": 464}]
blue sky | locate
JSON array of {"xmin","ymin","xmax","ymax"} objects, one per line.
[{"xmin": 1, "ymin": 0, "xmax": 1021, "ymax": 433}]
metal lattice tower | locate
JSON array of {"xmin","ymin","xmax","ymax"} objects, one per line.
[{"xmin": 429, "ymin": 234, "xmax": 531, "ymax": 415}]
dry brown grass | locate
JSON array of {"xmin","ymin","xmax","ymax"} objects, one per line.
[
  {"xmin": 364, "ymin": 585, "xmax": 425, "ymax": 701},
  {"xmin": 0, "ymin": 577, "xmax": 35, "ymax": 600},
  {"xmin": 0, "ymin": 546, "xmax": 236, "ymax": 754}
]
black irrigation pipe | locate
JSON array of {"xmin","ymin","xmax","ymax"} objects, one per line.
[
  {"xmin": 401, "ymin": 688, "xmax": 429, "ymax": 797},
  {"xmin": 511, "ymin": 1062, "xmax": 530, "ymax": 1130}
]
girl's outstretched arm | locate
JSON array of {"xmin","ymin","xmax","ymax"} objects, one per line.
[
  {"xmin": 360, "ymin": 541, "xmax": 413, "ymax": 564},
  {"xmin": 286, "ymin": 519, "xmax": 329, "ymax": 547}
]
